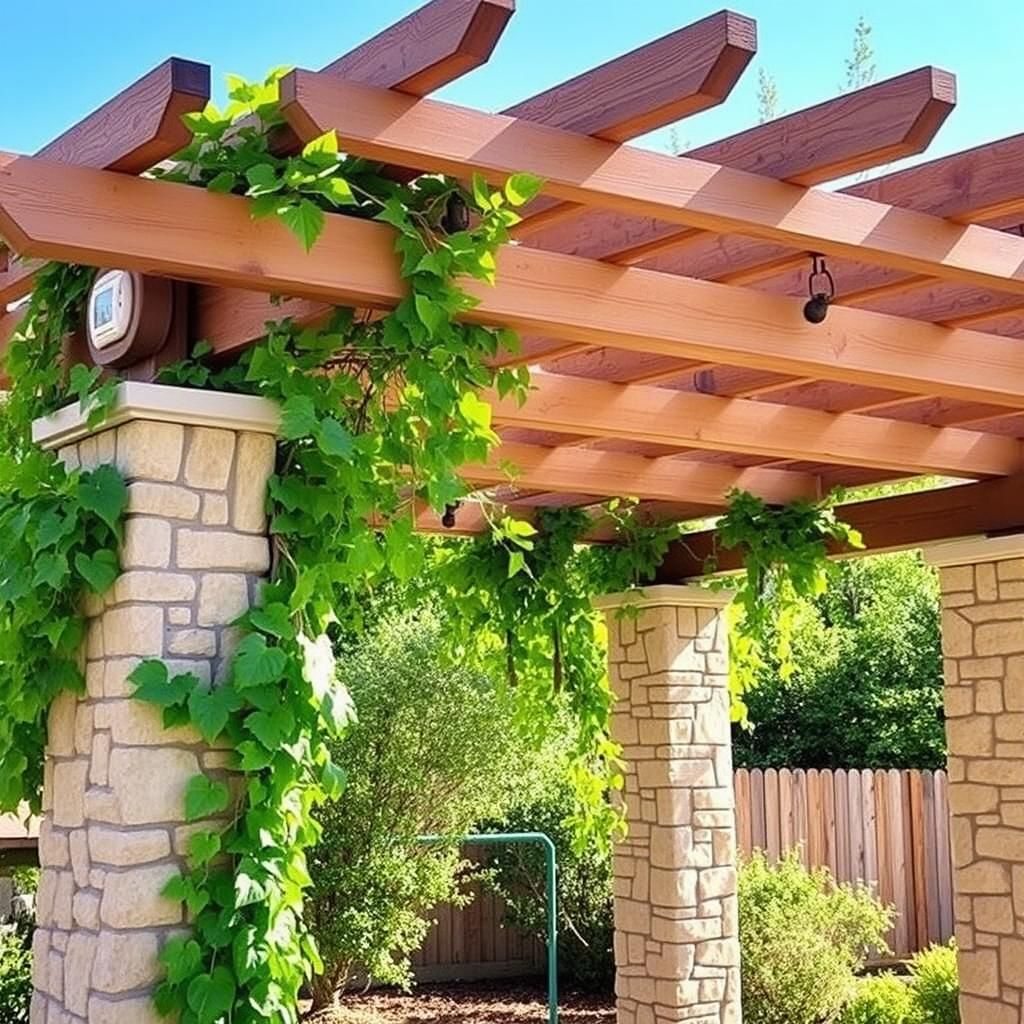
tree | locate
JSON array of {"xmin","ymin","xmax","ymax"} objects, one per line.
[{"xmin": 306, "ymin": 610, "xmax": 525, "ymax": 1009}]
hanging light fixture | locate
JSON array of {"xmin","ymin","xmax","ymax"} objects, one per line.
[{"xmin": 803, "ymin": 254, "xmax": 835, "ymax": 324}]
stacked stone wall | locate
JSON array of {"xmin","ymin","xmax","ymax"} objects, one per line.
[
  {"xmin": 603, "ymin": 594, "xmax": 740, "ymax": 1024},
  {"xmin": 938, "ymin": 556, "xmax": 1024, "ymax": 1024},
  {"xmin": 31, "ymin": 419, "xmax": 275, "ymax": 1023}
]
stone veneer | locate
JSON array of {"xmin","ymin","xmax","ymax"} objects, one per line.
[
  {"xmin": 29, "ymin": 387, "xmax": 278, "ymax": 1023},
  {"xmin": 928, "ymin": 537, "xmax": 1024, "ymax": 1024},
  {"xmin": 595, "ymin": 586, "xmax": 741, "ymax": 1024}
]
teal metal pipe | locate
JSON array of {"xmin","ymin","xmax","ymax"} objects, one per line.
[{"xmin": 419, "ymin": 831, "xmax": 558, "ymax": 1024}]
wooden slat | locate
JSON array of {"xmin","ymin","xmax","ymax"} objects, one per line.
[
  {"xmin": 656, "ymin": 475, "xmax": 1024, "ymax": 581},
  {"xmin": 280, "ymin": 70, "xmax": 1024, "ymax": 301},
  {"xmin": 546, "ymin": 66, "xmax": 957, "ymax": 266},
  {"xmin": 503, "ymin": 10, "xmax": 755, "ymax": 142},
  {"xmin": 0, "ymin": 57, "xmax": 211, "ymax": 304},
  {"xmin": 735, "ymin": 768, "xmax": 752, "ymax": 856},
  {"xmin": 476, "ymin": 440, "xmax": 819, "ymax": 506},
  {"xmin": 489, "ymin": 375, "xmax": 1022, "ymax": 478},
  {"xmin": 11, "ymin": 155, "xmax": 1024, "ymax": 415},
  {"xmin": 935, "ymin": 771, "xmax": 953, "ymax": 937},
  {"xmin": 322, "ymin": 0, "xmax": 514, "ymax": 96}
]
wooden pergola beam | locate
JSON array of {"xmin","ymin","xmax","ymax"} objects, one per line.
[
  {"xmin": 488, "ymin": 375, "xmax": 1022, "ymax": 478},
  {"xmin": 7, "ymin": 156, "xmax": 1024, "ymax": 408},
  {"xmin": 279, "ymin": 71, "xmax": 1024, "ymax": 300},
  {"xmin": 501, "ymin": 10, "xmax": 756, "ymax": 142},
  {"xmin": 0, "ymin": 57, "xmax": 211, "ymax": 305},
  {"xmin": 321, "ymin": 0, "xmax": 515, "ymax": 96},
  {"xmin": 655, "ymin": 475, "xmax": 1024, "ymax": 580},
  {"xmin": 473, "ymin": 440, "xmax": 819, "ymax": 506}
]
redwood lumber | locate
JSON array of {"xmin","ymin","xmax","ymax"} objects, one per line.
[
  {"xmin": 471, "ymin": 440, "xmax": 818, "ymax": 506},
  {"xmin": 524, "ymin": 66, "xmax": 957, "ymax": 263},
  {"xmin": 0, "ymin": 57, "xmax": 211, "ymax": 304},
  {"xmin": 321, "ymin": 0, "xmax": 515, "ymax": 96},
  {"xmin": 487, "ymin": 375, "xmax": 1022, "ymax": 478},
  {"xmin": 501, "ymin": 10, "xmax": 756, "ymax": 142},
  {"xmin": 278, "ymin": 71, "xmax": 1024, "ymax": 300},
  {"xmin": 654, "ymin": 475, "xmax": 1024, "ymax": 580},
  {"xmin": 8, "ymin": 156, "xmax": 1024, "ymax": 408}
]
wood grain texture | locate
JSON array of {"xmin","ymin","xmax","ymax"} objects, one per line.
[
  {"xmin": 0, "ymin": 57, "xmax": 211, "ymax": 303},
  {"xmin": 523, "ymin": 66, "xmax": 957, "ymax": 263},
  {"xmin": 321, "ymin": 0, "xmax": 514, "ymax": 96},
  {"xmin": 279, "ymin": 71, "xmax": 1024, "ymax": 300},
  {"xmin": 501, "ymin": 10, "xmax": 756, "ymax": 142},
  {"xmin": 9, "ymin": 155, "xmax": 1024, "ymax": 413},
  {"xmin": 488, "ymin": 374, "xmax": 1021, "ymax": 478},
  {"xmin": 656, "ymin": 474, "xmax": 1024, "ymax": 580},
  {"xmin": 470, "ymin": 440, "xmax": 819, "ymax": 505}
]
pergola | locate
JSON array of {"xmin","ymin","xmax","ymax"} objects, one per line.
[{"xmin": 2, "ymin": 3, "xmax": 1023, "ymax": 1023}]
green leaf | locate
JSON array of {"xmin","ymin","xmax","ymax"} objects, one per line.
[
  {"xmin": 32, "ymin": 551, "xmax": 68, "ymax": 590},
  {"xmin": 160, "ymin": 936, "xmax": 203, "ymax": 986},
  {"xmin": 414, "ymin": 294, "xmax": 446, "ymax": 337},
  {"xmin": 184, "ymin": 775, "xmax": 231, "ymax": 823},
  {"xmin": 129, "ymin": 661, "xmax": 195, "ymax": 708},
  {"xmin": 245, "ymin": 163, "xmax": 281, "ymax": 195},
  {"xmin": 207, "ymin": 170, "xmax": 238, "ymax": 193},
  {"xmin": 74, "ymin": 549, "xmax": 119, "ymax": 594},
  {"xmin": 314, "ymin": 417, "xmax": 353, "ymax": 460},
  {"xmin": 301, "ymin": 131, "xmax": 338, "ymax": 159},
  {"xmin": 247, "ymin": 603, "xmax": 294, "ymax": 639},
  {"xmin": 77, "ymin": 465, "xmax": 127, "ymax": 534},
  {"xmin": 237, "ymin": 740, "xmax": 274, "ymax": 772},
  {"xmin": 187, "ymin": 685, "xmax": 240, "ymax": 743},
  {"xmin": 186, "ymin": 966, "xmax": 236, "ymax": 1024},
  {"xmin": 233, "ymin": 633, "xmax": 288, "ymax": 689},
  {"xmin": 244, "ymin": 705, "xmax": 295, "ymax": 749},
  {"xmin": 279, "ymin": 198, "xmax": 325, "ymax": 252},
  {"xmin": 322, "ymin": 176, "xmax": 355, "ymax": 205},
  {"xmin": 188, "ymin": 830, "xmax": 222, "ymax": 868},
  {"xmin": 458, "ymin": 390, "xmax": 492, "ymax": 431},
  {"xmin": 472, "ymin": 172, "xmax": 493, "ymax": 211},
  {"xmin": 505, "ymin": 172, "xmax": 544, "ymax": 206},
  {"xmin": 279, "ymin": 395, "xmax": 318, "ymax": 440},
  {"xmin": 297, "ymin": 632, "xmax": 335, "ymax": 702}
]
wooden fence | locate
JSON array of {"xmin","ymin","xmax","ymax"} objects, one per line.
[{"xmin": 413, "ymin": 769, "xmax": 953, "ymax": 980}]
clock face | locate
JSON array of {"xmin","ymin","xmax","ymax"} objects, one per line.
[{"xmin": 92, "ymin": 286, "xmax": 115, "ymax": 330}]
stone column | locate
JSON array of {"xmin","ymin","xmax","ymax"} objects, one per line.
[
  {"xmin": 594, "ymin": 585, "xmax": 740, "ymax": 1024},
  {"xmin": 29, "ymin": 383, "xmax": 278, "ymax": 1024},
  {"xmin": 926, "ymin": 537, "xmax": 1024, "ymax": 1024}
]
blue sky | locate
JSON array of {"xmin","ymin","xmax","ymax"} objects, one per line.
[{"xmin": 2, "ymin": 1, "xmax": 1021, "ymax": 177}]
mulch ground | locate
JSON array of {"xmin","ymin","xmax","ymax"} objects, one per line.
[{"xmin": 304, "ymin": 981, "xmax": 615, "ymax": 1023}]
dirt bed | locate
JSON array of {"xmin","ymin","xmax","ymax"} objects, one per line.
[{"xmin": 305, "ymin": 981, "xmax": 616, "ymax": 1023}]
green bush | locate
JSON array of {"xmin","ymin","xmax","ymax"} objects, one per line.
[
  {"xmin": 840, "ymin": 974, "xmax": 913, "ymax": 1024},
  {"xmin": 734, "ymin": 553, "xmax": 945, "ymax": 769},
  {"xmin": 908, "ymin": 942, "xmax": 959, "ymax": 1024},
  {"xmin": 0, "ymin": 929, "xmax": 32, "ymax": 1024},
  {"xmin": 484, "ymin": 758, "xmax": 615, "ymax": 991},
  {"xmin": 306, "ymin": 611, "xmax": 524, "ymax": 1009},
  {"xmin": 739, "ymin": 850, "xmax": 893, "ymax": 1024}
]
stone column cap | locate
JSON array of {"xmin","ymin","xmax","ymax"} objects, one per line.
[
  {"xmin": 593, "ymin": 583, "xmax": 733, "ymax": 612},
  {"xmin": 32, "ymin": 381, "xmax": 280, "ymax": 450},
  {"xmin": 924, "ymin": 534, "xmax": 1024, "ymax": 569}
]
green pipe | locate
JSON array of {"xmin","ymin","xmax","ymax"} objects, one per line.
[{"xmin": 419, "ymin": 831, "xmax": 558, "ymax": 1024}]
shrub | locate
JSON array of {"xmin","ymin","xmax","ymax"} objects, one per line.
[
  {"xmin": 909, "ymin": 942, "xmax": 959, "ymax": 1024},
  {"xmin": 484, "ymin": 760, "xmax": 615, "ymax": 991},
  {"xmin": 306, "ymin": 610, "xmax": 523, "ymax": 1010},
  {"xmin": 0, "ymin": 929, "xmax": 32, "ymax": 1024},
  {"xmin": 739, "ymin": 850, "xmax": 893, "ymax": 1024},
  {"xmin": 840, "ymin": 974, "xmax": 913, "ymax": 1024}
]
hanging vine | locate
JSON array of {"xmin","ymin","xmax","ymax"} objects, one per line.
[{"xmin": 704, "ymin": 488, "xmax": 863, "ymax": 720}]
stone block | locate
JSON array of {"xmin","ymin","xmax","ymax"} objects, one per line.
[
  {"xmin": 116, "ymin": 421, "xmax": 184, "ymax": 482},
  {"xmin": 90, "ymin": 732, "xmax": 111, "ymax": 786},
  {"xmin": 107, "ymin": 748, "xmax": 199, "ymax": 825},
  {"xmin": 63, "ymin": 932, "xmax": 96, "ymax": 1015},
  {"xmin": 94, "ymin": 700, "xmax": 200, "ymax": 747},
  {"xmin": 121, "ymin": 518, "xmax": 172, "ymax": 569},
  {"xmin": 38, "ymin": 820, "xmax": 69, "ymax": 869},
  {"xmin": 52, "ymin": 761, "xmax": 88, "ymax": 828},
  {"xmin": 88, "ymin": 994, "xmax": 167, "ymax": 1024},
  {"xmin": 959, "ymin": 948, "xmax": 1000, "ymax": 997},
  {"xmin": 102, "ymin": 606, "xmax": 164, "ymax": 657},
  {"xmin": 176, "ymin": 530, "xmax": 270, "ymax": 572},
  {"xmin": 114, "ymin": 571, "xmax": 195, "ymax": 604},
  {"xmin": 974, "ymin": 895, "xmax": 1014, "ymax": 934},
  {"xmin": 127, "ymin": 482, "xmax": 199, "ymax": 520},
  {"xmin": 88, "ymin": 826, "xmax": 171, "ymax": 867},
  {"xmin": 976, "ymin": 621, "xmax": 1024, "ymax": 657},
  {"xmin": 233, "ymin": 432, "xmax": 276, "ymax": 532},
  {"xmin": 166, "ymin": 628, "xmax": 217, "ymax": 657},
  {"xmin": 184, "ymin": 427, "xmax": 236, "ymax": 489},
  {"xmin": 941, "ymin": 610, "xmax": 973, "ymax": 657},
  {"xmin": 100, "ymin": 863, "xmax": 183, "ymax": 928},
  {"xmin": 202, "ymin": 493, "xmax": 229, "ymax": 525},
  {"xmin": 72, "ymin": 890, "xmax": 100, "ymax": 930},
  {"xmin": 947, "ymin": 716, "xmax": 994, "ymax": 756},
  {"xmin": 47, "ymin": 692, "xmax": 77, "ymax": 757},
  {"xmin": 197, "ymin": 573, "xmax": 250, "ymax": 626},
  {"xmin": 958, "ymin": 860, "xmax": 1011, "ymax": 894},
  {"xmin": 650, "ymin": 867, "xmax": 698, "ymax": 908},
  {"xmin": 91, "ymin": 930, "xmax": 161, "ymax": 993}
]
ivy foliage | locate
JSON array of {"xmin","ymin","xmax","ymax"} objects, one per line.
[
  {"xmin": 706, "ymin": 488, "xmax": 863, "ymax": 721},
  {"xmin": 0, "ymin": 263, "xmax": 127, "ymax": 815}
]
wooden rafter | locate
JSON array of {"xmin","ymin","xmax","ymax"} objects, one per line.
[
  {"xmin": 279, "ymin": 71, "xmax": 1024, "ymax": 300},
  {"xmin": 488, "ymin": 375, "xmax": 1022, "ymax": 478},
  {"xmin": 655, "ymin": 475, "xmax": 1024, "ymax": 580},
  {"xmin": 0, "ymin": 57, "xmax": 211, "ymax": 305},
  {"xmin": 7, "ymin": 156, "xmax": 1024, "ymax": 409},
  {"xmin": 502, "ymin": 10, "xmax": 756, "ymax": 143},
  {"xmin": 473, "ymin": 440, "xmax": 818, "ymax": 506},
  {"xmin": 522, "ymin": 65, "xmax": 957, "ymax": 262}
]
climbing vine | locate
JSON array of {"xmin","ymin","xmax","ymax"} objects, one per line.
[{"xmin": 705, "ymin": 488, "xmax": 863, "ymax": 720}]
